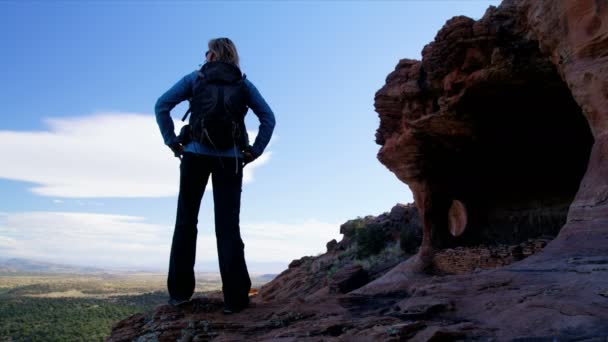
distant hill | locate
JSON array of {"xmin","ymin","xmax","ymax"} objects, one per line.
[
  {"xmin": 255, "ymin": 274, "xmax": 277, "ymax": 282},
  {"xmin": 0, "ymin": 258, "xmax": 104, "ymax": 274},
  {"xmin": 0, "ymin": 258, "xmax": 285, "ymax": 275}
]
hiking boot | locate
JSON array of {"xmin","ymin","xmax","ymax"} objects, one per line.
[
  {"xmin": 222, "ymin": 306, "xmax": 237, "ymax": 315},
  {"xmin": 223, "ymin": 297, "xmax": 249, "ymax": 315},
  {"xmin": 168, "ymin": 297, "xmax": 190, "ymax": 307}
]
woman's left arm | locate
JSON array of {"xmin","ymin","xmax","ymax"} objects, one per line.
[{"xmin": 154, "ymin": 72, "xmax": 196, "ymax": 147}]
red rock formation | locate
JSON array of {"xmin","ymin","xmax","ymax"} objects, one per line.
[
  {"xmin": 108, "ymin": 1, "xmax": 608, "ymax": 340},
  {"xmin": 375, "ymin": 0, "xmax": 605, "ymax": 270},
  {"xmin": 355, "ymin": 0, "xmax": 608, "ymax": 338}
]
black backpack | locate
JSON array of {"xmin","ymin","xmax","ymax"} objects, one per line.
[{"xmin": 181, "ymin": 61, "xmax": 249, "ymax": 150}]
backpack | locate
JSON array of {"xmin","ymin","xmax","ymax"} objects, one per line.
[{"xmin": 181, "ymin": 61, "xmax": 249, "ymax": 151}]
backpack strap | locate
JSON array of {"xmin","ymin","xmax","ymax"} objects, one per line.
[{"xmin": 181, "ymin": 107, "xmax": 191, "ymax": 122}]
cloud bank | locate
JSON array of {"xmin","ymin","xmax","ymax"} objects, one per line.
[
  {"xmin": 0, "ymin": 211, "xmax": 341, "ymax": 273},
  {"xmin": 0, "ymin": 113, "xmax": 271, "ymax": 198}
]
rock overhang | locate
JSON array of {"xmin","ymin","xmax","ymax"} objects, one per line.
[{"xmin": 374, "ymin": 1, "xmax": 602, "ymax": 250}]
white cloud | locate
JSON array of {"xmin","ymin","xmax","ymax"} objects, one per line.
[
  {"xmin": 0, "ymin": 236, "xmax": 16, "ymax": 248},
  {"xmin": 242, "ymin": 220, "xmax": 342, "ymax": 262},
  {"xmin": 0, "ymin": 211, "xmax": 341, "ymax": 272},
  {"xmin": 0, "ymin": 211, "xmax": 171, "ymax": 268},
  {"xmin": 0, "ymin": 113, "xmax": 272, "ymax": 198}
]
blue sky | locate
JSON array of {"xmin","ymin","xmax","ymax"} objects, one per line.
[{"xmin": 0, "ymin": 1, "xmax": 499, "ymax": 273}]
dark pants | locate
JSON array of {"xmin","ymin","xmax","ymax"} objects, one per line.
[{"xmin": 167, "ymin": 152, "xmax": 251, "ymax": 307}]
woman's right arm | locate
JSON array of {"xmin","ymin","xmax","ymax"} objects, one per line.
[{"xmin": 245, "ymin": 79, "xmax": 276, "ymax": 159}]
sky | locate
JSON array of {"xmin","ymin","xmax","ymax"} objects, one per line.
[{"xmin": 0, "ymin": 0, "xmax": 500, "ymax": 273}]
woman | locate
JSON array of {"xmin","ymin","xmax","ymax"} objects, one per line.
[{"xmin": 154, "ymin": 37, "xmax": 275, "ymax": 313}]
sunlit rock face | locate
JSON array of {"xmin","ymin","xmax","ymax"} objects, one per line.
[{"xmin": 375, "ymin": 0, "xmax": 606, "ymax": 256}]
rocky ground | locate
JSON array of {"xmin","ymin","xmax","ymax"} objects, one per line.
[
  {"xmin": 107, "ymin": 204, "xmax": 603, "ymax": 341},
  {"xmin": 108, "ymin": 0, "xmax": 608, "ymax": 340},
  {"xmin": 108, "ymin": 244, "xmax": 608, "ymax": 341}
]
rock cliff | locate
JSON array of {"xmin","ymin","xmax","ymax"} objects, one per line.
[{"xmin": 108, "ymin": 1, "xmax": 608, "ymax": 340}]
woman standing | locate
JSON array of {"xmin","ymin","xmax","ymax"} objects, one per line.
[{"xmin": 155, "ymin": 37, "xmax": 275, "ymax": 313}]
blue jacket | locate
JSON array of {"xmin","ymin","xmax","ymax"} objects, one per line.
[{"xmin": 155, "ymin": 69, "xmax": 276, "ymax": 159}]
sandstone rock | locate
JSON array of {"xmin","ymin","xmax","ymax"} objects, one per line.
[
  {"xmin": 447, "ymin": 200, "xmax": 467, "ymax": 237},
  {"xmin": 328, "ymin": 264, "xmax": 369, "ymax": 294},
  {"xmin": 375, "ymin": 0, "xmax": 607, "ymax": 257},
  {"xmin": 108, "ymin": 2, "xmax": 608, "ymax": 340},
  {"xmin": 340, "ymin": 203, "xmax": 421, "ymax": 244},
  {"xmin": 385, "ymin": 321, "xmax": 427, "ymax": 339},
  {"xmin": 325, "ymin": 239, "xmax": 338, "ymax": 252},
  {"xmin": 432, "ymin": 238, "xmax": 551, "ymax": 274},
  {"xmin": 410, "ymin": 322, "xmax": 472, "ymax": 342},
  {"xmin": 288, "ymin": 256, "xmax": 312, "ymax": 269},
  {"xmin": 394, "ymin": 297, "xmax": 454, "ymax": 320}
]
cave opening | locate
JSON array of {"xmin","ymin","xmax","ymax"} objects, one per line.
[{"xmin": 444, "ymin": 67, "xmax": 594, "ymax": 245}]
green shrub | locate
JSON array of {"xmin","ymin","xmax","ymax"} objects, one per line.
[
  {"xmin": 399, "ymin": 227, "xmax": 421, "ymax": 254},
  {"xmin": 355, "ymin": 242, "xmax": 403, "ymax": 270},
  {"xmin": 355, "ymin": 224, "xmax": 387, "ymax": 259},
  {"xmin": 326, "ymin": 264, "xmax": 340, "ymax": 278}
]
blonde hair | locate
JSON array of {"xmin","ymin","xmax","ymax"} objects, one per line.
[{"xmin": 208, "ymin": 37, "xmax": 240, "ymax": 67}]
